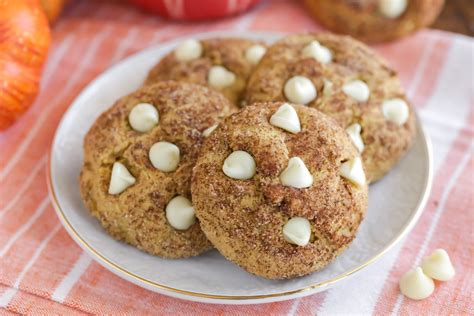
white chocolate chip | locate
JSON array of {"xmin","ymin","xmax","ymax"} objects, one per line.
[
  {"xmin": 174, "ymin": 39, "xmax": 203, "ymax": 62},
  {"xmin": 399, "ymin": 267, "xmax": 435, "ymax": 300},
  {"xmin": 323, "ymin": 79, "xmax": 333, "ymax": 96},
  {"xmin": 202, "ymin": 124, "xmax": 218, "ymax": 137},
  {"xmin": 283, "ymin": 217, "xmax": 311, "ymax": 246},
  {"xmin": 340, "ymin": 157, "xmax": 366, "ymax": 187},
  {"xmin": 302, "ymin": 40, "xmax": 332, "ymax": 64},
  {"xmin": 270, "ymin": 103, "xmax": 301, "ymax": 134},
  {"xmin": 284, "ymin": 76, "xmax": 317, "ymax": 105},
  {"xmin": 149, "ymin": 141, "xmax": 180, "ymax": 172},
  {"xmin": 280, "ymin": 157, "xmax": 313, "ymax": 188},
  {"xmin": 165, "ymin": 196, "xmax": 196, "ymax": 230},
  {"xmin": 346, "ymin": 123, "xmax": 365, "ymax": 153},
  {"xmin": 128, "ymin": 103, "xmax": 159, "ymax": 133},
  {"xmin": 378, "ymin": 0, "xmax": 407, "ymax": 19},
  {"xmin": 108, "ymin": 162, "xmax": 136, "ymax": 195},
  {"xmin": 421, "ymin": 249, "xmax": 456, "ymax": 281},
  {"xmin": 382, "ymin": 98, "xmax": 409, "ymax": 125},
  {"xmin": 342, "ymin": 80, "xmax": 370, "ymax": 102},
  {"xmin": 223, "ymin": 151, "xmax": 256, "ymax": 180},
  {"xmin": 245, "ymin": 44, "xmax": 267, "ymax": 65},
  {"xmin": 208, "ymin": 65, "xmax": 236, "ymax": 89}
]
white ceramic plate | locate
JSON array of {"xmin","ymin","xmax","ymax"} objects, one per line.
[{"xmin": 48, "ymin": 31, "xmax": 433, "ymax": 304}]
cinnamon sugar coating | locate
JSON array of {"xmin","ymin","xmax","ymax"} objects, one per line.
[
  {"xmin": 304, "ymin": 0, "xmax": 445, "ymax": 43},
  {"xmin": 145, "ymin": 38, "xmax": 267, "ymax": 105},
  {"xmin": 191, "ymin": 102, "xmax": 368, "ymax": 279},
  {"xmin": 80, "ymin": 81, "xmax": 235, "ymax": 258},
  {"xmin": 245, "ymin": 33, "xmax": 416, "ymax": 182}
]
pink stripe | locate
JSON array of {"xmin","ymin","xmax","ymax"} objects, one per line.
[{"xmin": 373, "ymin": 110, "xmax": 474, "ymax": 314}]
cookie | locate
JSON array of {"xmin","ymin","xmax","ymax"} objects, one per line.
[
  {"xmin": 304, "ymin": 0, "xmax": 445, "ymax": 43},
  {"xmin": 144, "ymin": 38, "xmax": 267, "ymax": 105},
  {"xmin": 79, "ymin": 81, "xmax": 235, "ymax": 258},
  {"xmin": 191, "ymin": 102, "xmax": 368, "ymax": 279},
  {"xmin": 245, "ymin": 33, "xmax": 416, "ymax": 182}
]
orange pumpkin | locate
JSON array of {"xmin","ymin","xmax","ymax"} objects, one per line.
[{"xmin": 0, "ymin": 0, "xmax": 51, "ymax": 130}]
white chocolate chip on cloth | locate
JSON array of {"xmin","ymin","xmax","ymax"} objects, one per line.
[
  {"xmin": 144, "ymin": 38, "xmax": 267, "ymax": 105},
  {"xmin": 79, "ymin": 81, "xmax": 234, "ymax": 258},
  {"xmin": 192, "ymin": 102, "xmax": 368, "ymax": 279},
  {"xmin": 400, "ymin": 267, "xmax": 435, "ymax": 300},
  {"xmin": 245, "ymin": 32, "xmax": 416, "ymax": 182},
  {"xmin": 421, "ymin": 249, "xmax": 456, "ymax": 281}
]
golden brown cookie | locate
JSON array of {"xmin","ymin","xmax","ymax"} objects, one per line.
[
  {"xmin": 192, "ymin": 102, "xmax": 368, "ymax": 279},
  {"xmin": 245, "ymin": 33, "xmax": 416, "ymax": 182},
  {"xmin": 304, "ymin": 0, "xmax": 445, "ymax": 43},
  {"xmin": 144, "ymin": 38, "xmax": 267, "ymax": 105},
  {"xmin": 80, "ymin": 81, "xmax": 235, "ymax": 258}
]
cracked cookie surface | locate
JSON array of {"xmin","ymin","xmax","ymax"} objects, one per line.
[
  {"xmin": 80, "ymin": 81, "xmax": 234, "ymax": 258},
  {"xmin": 191, "ymin": 102, "xmax": 368, "ymax": 279}
]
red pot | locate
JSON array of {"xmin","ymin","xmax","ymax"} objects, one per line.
[{"xmin": 129, "ymin": 0, "xmax": 262, "ymax": 20}]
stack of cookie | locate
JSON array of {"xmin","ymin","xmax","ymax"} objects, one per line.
[{"xmin": 80, "ymin": 33, "xmax": 416, "ymax": 279}]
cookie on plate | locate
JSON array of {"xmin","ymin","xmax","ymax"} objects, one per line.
[
  {"xmin": 144, "ymin": 38, "xmax": 267, "ymax": 105},
  {"xmin": 192, "ymin": 102, "xmax": 368, "ymax": 279},
  {"xmin": 79, "ymin": 81, "xmax": 234, "ymax": 258},
  {"xmin": 304, "ymin": 0, "xmax": 445, "ymax": 43},
  {"xmin": 245, "ymin": 33, "xmax": 416, "ymax": 182}
]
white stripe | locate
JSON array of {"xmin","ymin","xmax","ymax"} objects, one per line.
[
  {"xmin": 0, "ymin": 197, "xmax": 50, "ymax": 257},
  {"xmin": 0, "ymin": 224, "xmax": 61, "ymax": 307},
  {"xmin": 52, "ymin": 252, "xmax": 92, "ymax": 303},
  {"xmin": 0, "ymin": 156, "xmax": 47, "ymax": 218},
  {"xmin": 390, "ymin": 144, "xmax": 472, "ymax": 315},
  {"xmin": 233, "ymin": 0, "xmax": 268, "ymax": 31},
  {"xmin": 48, "ymin": 29, "xmax": 168, "ymax": 301},
  {"xmin": 406, "ymin": 39, "xmax": 435, "ymax": 98},
  {"xmin": 40, "ymin": 34, "xmax": 76, "ymax": 88},
  {"xmin": 287, "ymin": 298, "xmax": 301, "ymax": 316},
  {"xmin": 0, "ymin": 26, "xmax": 114, "ymax": 182},
  {"xmin": 317, "ymin": 37, "xmax": 472, "ymax": 314},
  {"xmin": 109, "ymin": 27, "xmax": 140, "ymax": 64},
  {"xmin": 0, "ymin": 289, "xmax": 16, "ymax": 308}
]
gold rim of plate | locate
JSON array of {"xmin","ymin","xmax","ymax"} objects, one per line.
[{"xmin": 47, "ymin": 115, "xmax": 432, "ymax": 301}]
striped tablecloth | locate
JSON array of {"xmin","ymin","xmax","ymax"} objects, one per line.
[{"xmin": 0, "ymin": 0, "xmax": 472, "ymax": 314}]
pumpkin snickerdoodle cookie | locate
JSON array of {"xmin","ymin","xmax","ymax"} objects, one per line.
[
  {"xmin": 191, "ymin": 102, "xmax": 368, "ymax": 279},
  {"xmin": 245, "ymin": 33, "xmax": 416, "ymax": 182},
  {"xmin": 304, "ymin": 0, "xmax": 445, "ymax": 43},
  {"xmin": 79, "ymin": 81, "xmax": 234, "ymax": 258},
  {"xmin": 144, "ymin": 37, "xmax": 267, "ymax": 105}
]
